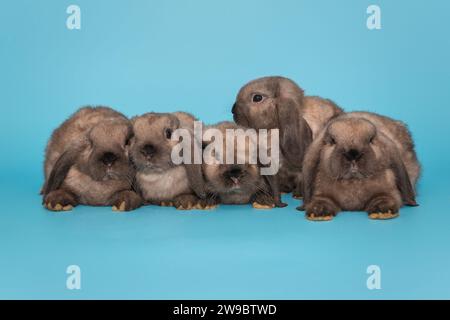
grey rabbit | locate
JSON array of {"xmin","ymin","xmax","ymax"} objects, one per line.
[
  {"xmin": 42, "ymin": 106, "xmax": 142, "ymax": 212},
  {"xmin": 200, "ymin": 121, "xmax": 286, "ymax": 208},
  {"xmin": 130, "ymin": 112, "xmax": 207, "ymax": 210},
  {"xmin": 232, "ymin": 76, "xmax": 343, "ymax": 198},
  {"xmin": 299, "ymin": 111, "xmax": 420, "ymax": 221}
]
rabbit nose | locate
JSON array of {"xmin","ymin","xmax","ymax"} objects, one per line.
[
  {"xmin": 227, "ymin": 166, "xmax": 243, "ymax": 178},
  {"xmin": 344, "ymin": 149, "xmax": 363, "ymax": 161},
  {"xmin": 101, "ymin": 152, "xmax": 118, "ymax": 167},
  {"xmin": 142, "ymin": 144, "xmax": 156, "ymax": 158}
]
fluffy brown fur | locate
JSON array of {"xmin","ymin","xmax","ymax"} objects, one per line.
[
  {"xmin": 299, "ymin": 111, "xmax": 420, "ymax": 221},
  {"xmin": 200, "ymin": 121, "xmax": 286, "ymax": 208},
  {"xmin": 232, "ymin": 76, "xmax": 343, "ymax": 197},
  {"xmin": 130, "ymin": 112, "xmax": 206, "ymax": 210},
  {"xmin": 42, "ymin": 106, "xmax": 142, "ymax": 212}
]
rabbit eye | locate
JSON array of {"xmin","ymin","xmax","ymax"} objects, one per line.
[
  {"xmin": 252, "ymin": 94, "xmax": 264, "ymax": 103},
  {"xmin": 369, "ymin": 136, "xmax": 375, "ymax": 144},
  {"xmin": 329, "ymin": 137, "xmax": 336, "ymax": 145},
  {"xmin": 165, "ymin": 128, "xmax": 173, "ymax": 140}
]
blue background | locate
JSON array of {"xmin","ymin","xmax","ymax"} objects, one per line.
[{"xmin": 0, "ymin": 0, "xmax": 449, "ymax": 299}]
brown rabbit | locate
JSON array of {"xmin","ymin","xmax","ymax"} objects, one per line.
[
  {"xmin": 232, "ymin": 76, "xmax": 343, "ymax": 197},
  {"xmin": 130, "ymin": 112, "xmax": 207, "ymax": 210},
  {"xmin": 200, "ymin": 121, "xmax": 286, "ymax": 208},
  {"xmin": 299, "ymin": 111, "xmax": 420, "ymax": 221},
  {"xmin": 42, "ymin": 106, "xmax": 142, "ymax": 212}
]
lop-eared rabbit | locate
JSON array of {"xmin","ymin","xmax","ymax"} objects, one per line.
[
  {"xmin": 42, "ymin": 106, "xmax": 142, "ymax": 212},
  {"xmin": 200, "ymin": 121, "xmax": 286, "ymax": 208},
  {"xmin": 130, "ymin": 112, "xmax": 207, "ymax": 210},
  {"xmin": 299, "ymin": 112, "xmax": 420, "ymax": 221},
  {"xmin": 232, "ymin": 76, "xmax": 343, "ymax": 198}
]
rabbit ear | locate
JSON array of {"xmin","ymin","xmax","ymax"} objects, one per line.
[
  {"xmin": 183, "ymin": 128, "xmax": 207, "ymax": 199},
  {"xmin": 256, "ymin": 133, "xmax": 286, "ymax": 207},
  {"xmin": 390, "ymin": 150, "xmax": 418, "ymax": 206},
  {"xmin": 185, "ymin": 164, "xmax": 206, "ymax": 199},
  {"xmin": 301, "ymin": 131, "xmax": 325, "ymax": 206},
  {"xmin": 276, "ymin": 98, "xmax": 312, "ymax": 169},
  {"xmin": 43, "ymin": 149, "xmax": 79, "ymax": 196},
  {"xmin": 262, "ymin": 174, "xmax": 287, "ymax": 207}
]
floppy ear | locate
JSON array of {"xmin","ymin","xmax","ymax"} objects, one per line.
[
  {"xmin": 256, "ymin": 131, "xmax": 286, "ymax": 207},
  {"xmin": 130, "ymin": 173, "xmax": 143, "ymax": 197},
  {"xmin": 300, "ymin": 131, "xmax": 326, "ymax": 207},
  {"xmin": 276, "ymin": 98, "xmax": 312, "ymax": 169},
  {"xmin": 231, "ymin": 102, "xmax": 250, "ymax": 127},
  {"xmin": 185, "ymin": 164, "xmax": 206, "ymax": 199},
  {"xmin": 183, "ymin": 126, "xmax": 207, "ymax": 199},
  {"xmin": 263, "ymin": 174, "xmax": 287, "ymax": 207},
  {"xmin": 389, "ymin": 150, "xmax": 418, "ymax": 206},
  {"xmin": 43, "ymin": 149, "xmax": 79, "ymax": 196}
]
